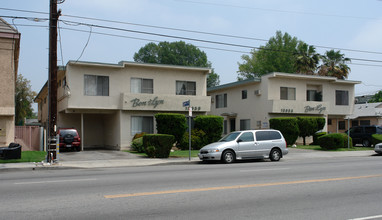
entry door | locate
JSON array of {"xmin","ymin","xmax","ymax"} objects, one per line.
[{"xmin": 230, "ymin": 118, "xmax": 236, "ymax": 132}]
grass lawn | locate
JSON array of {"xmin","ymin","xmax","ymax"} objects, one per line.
[
  {"xmin": 125, "ymin": 150, "xmax": 199, "ymax": 158},
  {"xmin": 0, "ymin": 151, "xmax": 46, "ymax": 163},
  {"xmin": 295, "ymin": 145, "xmax": 374, "ymax": 151}
]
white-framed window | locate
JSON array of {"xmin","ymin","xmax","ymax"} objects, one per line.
[
  {"xmin": 240, "ymin": 119, "xmax": 251, "ymax": 130},
  {"xmin": 280, "ymin": 87, "xmax": 296, "ymax": 100},
  {"xmin": 215, "ymin": 93, "xmax": 227, "ymax": 108},
  {"xmin": 131, "ymin": 116, "xmax": 154, "ymax": 135},
  {"xmin": 84, "ymin": 75, "xmax": 109, "ymax": 96},
  {"xmin": 176, "ymin": 81, "xmax": 196, "ymax": 95},
  {"xmin": 131, "ymin": 78, "xmax": 153, "ymax": 94},
  {"xmin": 335, "ymin": 90, "xmax": 349, "ymax": 105}
]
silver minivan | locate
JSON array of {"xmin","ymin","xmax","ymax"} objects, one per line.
[{"xmin": 198, "ymin": 129, "xmax": 288, "ymax": 163}]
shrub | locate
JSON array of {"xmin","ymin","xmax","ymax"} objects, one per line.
[
  {"xmin": 339, "ymin": 133, "xmax": 353, "ymax": 148},
  {"xmin": 270, "ymin": 117, "xmax": 299, "ymax": 145},
  {"xmin": 131, "ymin": 137, "xmax": 145, "ymax": 153},
  {"xmin": 297, "ymin": 117, "xmax": 318, "ymax": 145},
  {"xmin": 179, "ymin": 129, "xmax": 207, "ymax": 150},
  {"xmin": 316, "ymin": 118, "xmax": 326, "ymax": 131},
  {"xmin": 318, "ymin": 133, "xmax": 344, "ymax": 150},
  {"xmin": 133, "ymin": 132, "xmax": 146, "ymax": 140},
  {"xmin": 194, "ymin": 115, "xmax": 223, "ymax": 144},
  {"xmin": 143, "ymin": 134, "xmax": 175, "ymax": 158},
  {"xmin": 155, "ymin": 113, "xmax": 187, "ymax": 146},
  {"xmin": 372, "ymin": 134, "xmax": 382, "ymax": 146},
  {"xmin": 312, "ymin": 132, "xmax": 326, "ymax": 145}
]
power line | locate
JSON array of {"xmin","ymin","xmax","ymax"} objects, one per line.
[{"xmin": 1, "ymin": 7, "xmax": 382, "ymax": 55}]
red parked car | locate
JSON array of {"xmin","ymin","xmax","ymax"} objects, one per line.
[{"xmin": 57, "ymin": 128, "xmax": 81, "ymax": 151}]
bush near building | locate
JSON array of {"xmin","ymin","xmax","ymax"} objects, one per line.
[
  {"xmin": 143, "ymin": 134, "xmax": 175, "ymax": 158},
  {"xmin": 372, "ymin": 134, "xmax": 382, "ymax": 146},
  {"xmin": 194, "ymin": 115, "xmax": 224, "ymax": 144},
  {"xmin": 270, "ymin": 117, "xmax": 299, "ymax": 145},
  {"xmin": 297, "ymin": 117, "xmax": 326, "ymax": 145},
  {"xmin": 179, "ymin": 129, "xmax": 207, "ymax": 150},
  {"xmin": 318, "ymin": 133, "xmax": 353, "ymax": 150},
  {"xmin": 155, "ymin": 113, "xmax": 187, "ymax": 146},
  {"xmin": 312, "ymin": 132, "xmax": 327, "ymax": 145},
  {"xmin": 131, "ymin": 137, "xmax": 145, "ymax": 153}
]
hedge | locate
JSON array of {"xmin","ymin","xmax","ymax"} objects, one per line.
[
  {"xmin": 372, "ymin": 134, "xmax": 382, "ymax": 146},
  {"xmin": 131, "ymin": 137, "xmax": 145, "ymax": 153},
  {"xmin": 143, "ymin": 134, "xmax": 175, "ymax": 158},
  {"xmin": 179, "ymin": 129, "xmax": 207, "ymax": 150},
  {"xmin": 269, "ymin": 117, "xmax": 299, "ymax": 145},
  {"xmin": 312, "ymin": 132, "xmax": 327, "ymax": 145},
  {"xmin": 318, "ymin": 133, "xmax": 345, "ymax": 150},
  {"xmin": 155, "ymin": 113, "xmax": 187, "ymax": 146},
  {"xmin": 194, "ymin": 115, "xmax": 223, "ymax": 144}
]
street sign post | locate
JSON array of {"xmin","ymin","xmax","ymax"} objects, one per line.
[{"xmin": 183, "ymin": 100, "xmax": 191, "ymax": 161}]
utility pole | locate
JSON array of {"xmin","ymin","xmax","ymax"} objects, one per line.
[{"xmin": 47, "ymin": 0, "xmax": 61, "ymax": 162}]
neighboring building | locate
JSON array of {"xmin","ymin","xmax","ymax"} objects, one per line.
[
  {"xmin": 0, "ymin": 18, "xmax": 20, "ymax": 146},
  {"xmin": 355, "ymin": 95, "xmax": 373, "ymax": 104},
  {"xmin": 208, "ymin": 72, "xmax": 360, "ymax": 136},
  {"xmin": 348, "ymin": 102, "xmax": 382, "ymax": 127},
  {"xmin": 35, "ymin": 60, "xmax": 211, "ymax": 150}
]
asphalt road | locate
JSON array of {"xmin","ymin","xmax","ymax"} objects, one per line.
[{"xmin": 1, "ymin": 156, "xmax": 382, "ymax": 220}]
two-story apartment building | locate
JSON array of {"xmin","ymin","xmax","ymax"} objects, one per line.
[
  {"xmin": 0, "ymin": 18, "xmax": 20, "ymax": 146},
  {"xmin": 208, "ymin": 72, "xmax": 360, "ymax": 137},
  {"xmin": 35, "ymin": 60, "xmax": 211, "ymax": 150}
]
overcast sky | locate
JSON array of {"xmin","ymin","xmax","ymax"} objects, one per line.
[{"xmin": 2, "ymin": 0, "xmax": 382, "ymax": 101}]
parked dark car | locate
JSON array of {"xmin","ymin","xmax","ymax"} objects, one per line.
[
  {"xmin": 57, "ymin": 128, "xmax": 81, "ymax": 151},
  {"xmin": 347, "ymin": 125, "xmax": 382, "ymax": 147}
]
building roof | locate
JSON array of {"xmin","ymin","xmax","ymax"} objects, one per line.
[
  {"xmin": 349, "ymin": 102, "xmax": 382, "ymax": 119},
  {"xmin": 0, "ymin": 17, "xmax": 19, "ymax": 35},
  {"xmin": 207, "ymin": 77, "xmax": 261, "ymax": 92}
]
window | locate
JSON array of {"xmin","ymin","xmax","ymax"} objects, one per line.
[
  {"xmin": 131, "ymin": 78, "xmax": 153, "ymax": 94},
  {"xmin": 365, "ymin": 126, "xmax": 376, "ymax": 134},
  {"xmin": 176, "ymin": 81, "xmax": 196, "ymax": 95},
  {"xmin": 360, "ymin": 120, "xmax": 370, "ymax": 126},
  {"xmin": 335, "ymin": 90, "xmax": 349, "ymax": 105},
  {"xmin": 307, "ymin": 90, "xmax": 322, "ymax": 101},
  {"xmin": 216, "ymin": 94, "xmax": 227, "ymax": 108},
  {"xmin": 240, "ymin": 119, "xmax": 251, "ymax": 130},
  {"xmin": 238, "ymin": 132, "xmax": 254, "ymax": 142},
  {"xmin": 242, "ymin": 90, "xmax": 247, "ymax": 99},
  {"xmin": 338, "ymin": 121, "xmax": 345, "ymax": 130},
  {"xmin": 256, "ymin": 131, "xmax": 282, "ymax": 141},
  {"xmin": 84, "ymin": 75, "xmax": 109, "ymax": 96},
  {"xmin": 328, "ymin": 119, "xmax": 332, "ymax": 125},
  {"xmin": 131, "ymin": 116, "xmax": 153, "ymax": 135},
  {"xmin": 280, "ymin": 87, "xmax": 296, "ymax": 100},
  {"xmin": 352, "ymin": 120, "xmax": 359, "ymax": 127}
]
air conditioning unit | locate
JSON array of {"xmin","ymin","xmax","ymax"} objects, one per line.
[{"xmin": 254, "ymin": 90, "xmax": 261, "ymax": 96}]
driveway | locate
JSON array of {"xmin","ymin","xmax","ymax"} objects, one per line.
[{"xmin": 58, "ymin": 150, "xmax": 144, "ymax": 161}]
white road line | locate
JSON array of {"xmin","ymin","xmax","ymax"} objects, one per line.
[
  {"xmin": 239, "ymin": 168, "xmax": 290, "ymax": 172},
  {"xmin": 349, "ymin": 215, "xmax": 382, "ymax": 220},
  {"xmin": 14, "ymin": 178, "xmax": 97, "ymax": 185}
]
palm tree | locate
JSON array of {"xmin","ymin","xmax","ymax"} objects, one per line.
[
  {"xmin": 318, "ymin": 50, "xmax": 351, "ymax": 79},
  {"xmin": 294, "ymin": 43, "xmax": 320, "ymax": 74}
]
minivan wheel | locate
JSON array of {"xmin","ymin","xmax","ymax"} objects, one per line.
[
  {"xmin": 270, "ymin": 149, "xmax": 281, "ymax": 161},
  {"xmin": 362, "ymin": 139, "xmax": 371, "ymax": 147},
  {"xmin": 222, "ymin": 150, "xmax": 235, "ymax": 163}
]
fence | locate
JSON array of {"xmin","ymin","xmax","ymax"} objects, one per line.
[{"xmin": 15, "ymin": 126, "xmax": 42, "ymax": 151}]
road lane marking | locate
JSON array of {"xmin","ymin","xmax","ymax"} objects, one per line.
[
  {"xmin": 349, "ymin": 215, "xmax": 382, "ymax": 220},
  {"xmin": 239, "ymin": 168, "xmax": 290, "ymax": 172},
  {"xmin": 14, "ymin": 178, "xmax": 97, "ymax": 185},
  {"xmin": 104, "ymin": 174, "xmax": 382, "ymax": 199}
]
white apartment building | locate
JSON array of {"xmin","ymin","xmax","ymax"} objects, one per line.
[
  {"xmin": 35, "ymin": 60, "xmax": 211, "ymax": 150},
  {"xmin": 208, "ymin": 72, "xmax": 361, "ymax": 136}
]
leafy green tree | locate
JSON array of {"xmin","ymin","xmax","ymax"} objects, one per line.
[
  {"xmin": 295, "ymin": 43, "xmax": 320, "ymax": 74},
  {"xmin": 368, "ymin": 90, "xmax": 382, "ymax": 103},
  {"xmin": 15, "ymin": 73, "xmax": 36, "ymax": 125},
  {"xmin": 318, "ymin": 50, "xmax": 351, "ymax": 79},
  {"xmin": 134, "ymin": 41, "xmax": 219, "ymax": 87},
  {"xmin": 237, "ymin": 31, "xmax": 303, "ymax": 80}
]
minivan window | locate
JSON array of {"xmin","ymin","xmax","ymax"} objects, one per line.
[
  {"xmin": 256, "ymin": 131, "xmax": 281, "ymax": 141},
  {"xmin": 220, "ymin": 132, "xmax": 240, "ymax": 142},
  {"xmin": 238, "ymin": 132, "xmax": 254, "ymax": 142},
  {"xmin": 365, "ymin": 126, "xmax": 376, "ymax": 134}
]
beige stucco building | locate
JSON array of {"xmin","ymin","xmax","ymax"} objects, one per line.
[
  {"xmin": 35, "ymin": 60, "xmax": 211, "ymax": 150},
  {"xmin": 0, "ymin": 18, "xmax": 20, "ymax": 146},
  {"xmin": 208, "ymin": 72, "xmax": 360, "ymax": 137}
]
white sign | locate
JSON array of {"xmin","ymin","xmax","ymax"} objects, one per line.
[{"xmin": 189, "ymin": 107, "xmax": 192, "ymax": 116}]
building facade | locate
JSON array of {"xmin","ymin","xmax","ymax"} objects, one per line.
[
  {"xmin": 208, "ymin": 72, "xmax": 360, "ymax": 138},
  {"xmin": 0, "ymin": 18, "xmax": 20, "ymax": 146},
  {"xmin": 348, "ymin": 102, "xmax": 382, "ymax": 127},
  {"xmin": 35, "ymin": 60, "xmax": 211, "ymax": 150}
]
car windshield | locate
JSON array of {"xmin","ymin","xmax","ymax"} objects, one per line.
[
  {"xmin": 219, "ymin": 132, "xmax": 240, "ymax": 142},
  {"xmin": 59, "ymin": 129, "xmax": 77, "ymax": 137}
]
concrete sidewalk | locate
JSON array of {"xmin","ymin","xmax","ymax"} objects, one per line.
[{"xmin": 0, "ymin": 148, "xmax": 378, "ymax": 171}]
